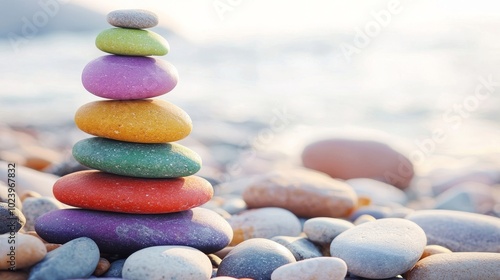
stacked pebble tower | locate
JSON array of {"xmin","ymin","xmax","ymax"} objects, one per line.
[{"xmin": 35, "ymin": 9, "xmax": 233, "ymax": 257}]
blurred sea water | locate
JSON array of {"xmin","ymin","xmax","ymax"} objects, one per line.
[{"xmin": 1, "ymin": 3, "xmax": 500, "ymax": 175}]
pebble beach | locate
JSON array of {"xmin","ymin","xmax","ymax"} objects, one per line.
[{"xmin": 2, "ymin": 2, "xmax": 500, "ymax": 280}]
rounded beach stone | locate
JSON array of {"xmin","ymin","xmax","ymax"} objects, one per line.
[
  {"xmin": 229, "ymin": 207, "xmax": 301, "ymax": 245},
  {"xmin": 53, "ymin": 170, "xmax": 213, "ymax": 214},
  {"xmin": 74, "ymin": 99, "xmax": 192, "ymax": 143},
  {"xmin": 271, "ymin": 257, "xmax": 347, "ymax": 280},
  {"xmin": 21, "ymin": 197, "xmax": 62, "ymax": 231},
  {"xmin": 270, "ymin": 236, "xmax": 322, "ymax": 261},
  {"xmin": 96, "ymin": 28, "xmax": 169, "ymax": 56},
  {"xmin": 242, "ymin": 169, "xmax": 357, "ymax": 218},
  {"xmin": 123, "ymin": 246, "xmax": 212, "ymax": 280},
  {"xmin": 0, "ymin": 203, "xmax": 25, "ymax": 234},
  {"xmin": 330, "ymin": 218, "xmax": 427, "ymax": 279},
  {"xmin": 303, "ymin": 217, "xmax": 354, "ymax": 245},
  {"xmin": 107, "ymin": 9, "xmax": 158, "ymax": 29},
  {"xmin": 93, "ymin": 257, "xmax": 111, "ymax": 276},
  {"xmin": 406, "ymin": 209, "xmax": 500, "ymax": 252},
  {"xmin": 406, "ymin": 252, "xmax": 500, "ymax": 280},
  {"xmin": 346, "ymin": 178, "xmax": 408, "ymax": 205},
  {"xmin": 103, "ymin": 259, "xmax": 126, "ymax": 278},
  {"xmin": 35, "ymin": 207, "xmax": 233, "ymax": 255},
  {"xmin": 28, "ymin": 237, "xmax": 100, "ymax": 280},
  {"xmin": 420, "ymin": 244, "xmax": 452, "ymax": 260},
  {"xmin": 73, "ymin": 137, "xmax": 201, "ymax": 178},
  {"xmin": 217, "ymin": 238, "xmax": 296, "ymax": 280},
  {"xmin": 302, "ymin": 139, "xmax": 414, "ymax": 189},
  {"xmin": 0, "ymin": 233, "xmax": 47, "ymax": 270},
  {"xmin": 82, "ymin": 55, "xmax": 178, "ymax": 100}
]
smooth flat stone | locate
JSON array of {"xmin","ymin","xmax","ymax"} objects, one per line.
[
  {"xmin": 123, "ymin": 246, "xmax": 212, "ymax": 280},
  {"xmin": 35, "ymin": 207, "xmax": 233, "ymax": 255},
  {"xmin": 74, "ymin": 99, "xmax": 192, "ymax": 143},
  {"xmin": 406, "ymin": 209, "xmax": 500, "ymax": 252},
  {"xmin": 330, "ymin": 218, "xmax": 427, "ymax": 279},
  {"xmin": 242, "ymin": 169, "xmax": 357, "ymax": 218},
  {"xmin": 53, "ymin": 170, "xmax": 213, "ymax": 214},
  {"xmin": 302, "ymin": 139, "xmax": 414, "ymax": 189},
  {"xmin": 406, "ymin": 252, "xmax": 500, "ymax": 280},
  {"xmin": 28, "ymin": 237, "xmax": 100, "ymax": 280},
  {"xmin": 271, "ymin": 257, "xmax": 347, "ymax": 280},
  {"xmin": 217, "ymin": 238, "xmax": 296, "ymax": 280},
  {"xmin": 107, "ymin": 9, "xmax": 158, "ymax": 29},
  {"xmin": 96, "ymin": 28, "xmax": 169, "ymax": 56},
  {"xmin": 82, "ymin": 55, "xmax": 178, "ymax": 100},
  {"xmin": 229, "ymin": 207, "xmax": 302, "ymax": 246},
  {"xmin": 0, "ymin": 233, "xmax": 47, "ymax": 270},
  {"xmin": 73, "ymin": 137, "xmax": 201, "ymax": 178}
]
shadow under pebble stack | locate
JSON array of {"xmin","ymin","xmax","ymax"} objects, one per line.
[{"xmin": 33, "ymin": 9, "xmax": 233, "ymax": 280}]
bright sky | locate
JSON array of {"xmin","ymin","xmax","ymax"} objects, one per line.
[{"xmin": 73, "ymin": 0, "xmax": 500, "ymax": 42}]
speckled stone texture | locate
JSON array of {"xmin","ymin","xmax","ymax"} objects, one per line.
[
  {"xmin": 217, "ymin": 238, "xmax": 296, "ymax": 280},
  {"xmin": 35, "ymin": 207, "xmax": 233, "ymax": 255},
  {"xmin": 28, "ymin": 237, "xmax": 100, "ymax": 280},
  {"xmin": 107, "ymin": 9, "xmax": 159, "ymax": 29},
  {"xmin": 406, "ymin": 209, "xmax": 500, "ymax": 252},
  {"xmin": 406, "ymin": 252, "xmax": 500, "ymax": 280},
  {"xmin": 96, "ymin": 28, "xmax": 169, "ymax": 56},
  {"xmin": 123, "ymin": 246, "xmax": 212, "ymax": 280},
  {"xmin": 53, "ymin": 170, "xmax": 213, "ymax": 214},
  {"xmin": 82, "ymin": 55, "xmax": 178, "ymax": 100},
  {"xmin": 330, "ymin": 218, "xmax": 427, "ymax": 279},
  {"xmin": 73, "ymin": 137, "xmax": 201, "ymax": 178},
  {"xmin": 74, "ymin": 99, "xmax": 192, "ymax": 143}
]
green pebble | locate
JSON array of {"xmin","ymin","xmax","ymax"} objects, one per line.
[
  {"xmin": 73, "ymin": 137, "xmax": 201, "ymax": 178},
  {"xmin": 95, "ymin": 28, "xmax": 169, "ymax": 56}
]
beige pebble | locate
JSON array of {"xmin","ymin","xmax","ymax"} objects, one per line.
[
  {"xmin": 20, "ymin": 191, "xmax": 42, "ymax": 202},
  {"xmin": 0, "ymin": 233, "xmax": 47, "ymax": 270},
  {"xmin": 420, "ymin": 245, "xmax": 452, "ymax": 260},
  {"xmin": 353, "ymin": 214, "xmax": 376, "ymax": 225},
  {"xmin": 243, "ymin": 169, "xmax": 357, "ymax": 218},
  {"xmin": 406, "ymin": 252, "xmax": 500, "ymax": 280},
  {"xmin": 93, "ymin": 257, "xmax": 111, "ymax": 276},
  {"xmin": 0, "ymin": 271, "xmax": 29, "ymax": 280}
]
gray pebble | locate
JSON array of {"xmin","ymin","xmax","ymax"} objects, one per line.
[
  {"xmin": 0, "ymin": 202, "xmax": 24, "ymax": 234},
  {"xmin": 107, "ymin": 9, "xmax": 158, "ymax": 29},
  {"xmin": 28, "ymin": 237, "xmax": 100, "ymax": 280},
  {"xmin": 102, "ymin": 259, "xmax": 126, "ymax": 278},
  {"xmin": 303, "ymin": 217, "xmax": 354, "ymax": 245},
  {"xmin": 271, "ymin": 236, "xmax": 322, "ymax": 261},
  {"xmin": 22, "ymin": 197, "xmax": 61, "ymax": 231}
]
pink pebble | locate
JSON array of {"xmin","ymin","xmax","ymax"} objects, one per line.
[{"xmin": 81, "ymin": 55, "xmax": 178, "ymax": 100}]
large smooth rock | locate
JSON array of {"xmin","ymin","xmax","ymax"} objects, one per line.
[
  {"xmin": 28, "ymin": 237, "xmax": 100, "ymax": 280},
  {"xmin": 330, "ymin": 218, "xmax": 427, "ymax": 279},
  {"xmin": 0, "ymin": 233, "xmax": 47, "ymax": 270},
  {"xmin": 107, "ymin": 9, "xmax": 158, "ymax": 29},
  {"xmin": 53, "ymin": 170, "xmax": 213, "ymax": 214},
  {"xmin": 217, "ymin": 238, "xmax": 296, "ymax": 280},
  {"xmin": 74, "ymin": 99, "xmax": 192, "ymax": 143},
  {"xmin": 302, "ymin": 139, "xmax": 414, "ymax": 189},
  {"xmin": 73, "ymin": 137, "xmax": 201, "ymax": 178},
  {"xmin": 406, "ymin": 209, "xmax": 500, "ymax": 252},
  {"xmin": 229, "ymin": 207, "xmax": 302, "ymax": 245},
  {"xmin": 35, "ymin": 208, "xmax": 233, "ymax": 255},
  {"xmin": 96, "ymin": 28, "xmax": 169, "ymax": 56},
  {"xmin": 123, "ymin": 246, "xmax": 212, "ymax": 280},
  {"xmin": 406, "ymin": 252, "xmax": 500, "ymax": 280},
  {"xmin": 242, "ymin": 169, "xmax": 357, "ymax": 218},
  {"xmin": 271, "ymin": 257, "xmax": 347, "ymax": 280},
  {"xmin": 82, "ymin": 55, "xmax": 178, "ymax": 100}
]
